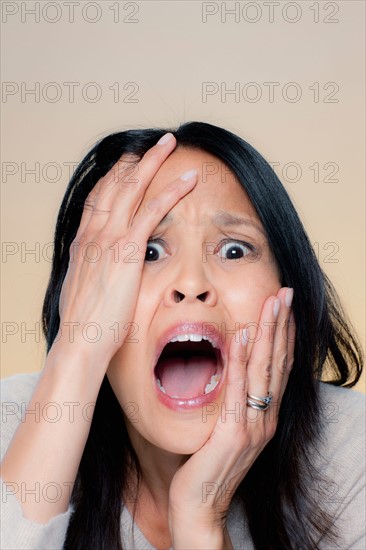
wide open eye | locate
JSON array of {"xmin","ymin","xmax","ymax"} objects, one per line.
[
  {"xmin": 145, "ymin": 239, "xmax": 167, "ymax": 262},
  {"xmin": 217, "ymin": 239, "xmax": 254, "ymax": 261}
]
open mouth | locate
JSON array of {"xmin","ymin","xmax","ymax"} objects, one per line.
[{"xmin": 154, "ymin": 338, "xmax": 223, "ymax": 399}]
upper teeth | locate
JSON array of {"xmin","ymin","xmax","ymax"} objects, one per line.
[{"xmin": 168, "ymin": 333, "xmax": 218, "ymax": 348}]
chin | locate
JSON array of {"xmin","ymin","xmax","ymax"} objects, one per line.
[{"xmin": 145, "ymin": 419, "xmax": 217, "ymax": 456}]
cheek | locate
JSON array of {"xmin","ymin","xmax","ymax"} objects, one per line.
[{"xmin": 221, "ymin": 268, "xmax": 281, "ymax": 322}]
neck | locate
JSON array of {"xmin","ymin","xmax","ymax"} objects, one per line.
[{"xmin": 125, "ymin": 422, "xmax": 190, "ymax": 513}]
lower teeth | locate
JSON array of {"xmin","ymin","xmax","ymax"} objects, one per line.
[
  {"xmin": 156, "ymin": 378, "xmax": 166, "ymax": 393},
  {"xmin": 204, "ymin": 373, "xmax": 221, "ymax": 394},
  {"xmin": 156, "ymin": 373, "xmax": 221, "ymax": 397}
]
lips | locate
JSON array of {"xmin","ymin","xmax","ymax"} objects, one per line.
[{"xmin": 152, "ymin": 322, "xmax": 226, "ymax": 410}]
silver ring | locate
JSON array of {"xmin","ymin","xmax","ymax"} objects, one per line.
[
  {"xmin": 247, "ymin": 391, "xmax": 273, "ymax": 406},
  {"xmin": 246, "ymin": 398, "xmax": 270, "ymax": 411}
]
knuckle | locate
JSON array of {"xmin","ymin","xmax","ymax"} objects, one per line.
[
  {"xmin": 236, "ymin": 378, "xmax": 247, "ymax": 392},
  {"xmin": 145, "ymin": 198, "xmax": 161, "ymax": 213},
  {"xmin": 144, "ymin": 145, "xmax": 169, "ymax": 162},
  {"xmin": 251, "ymin": 361, "xmax": 272, "ymax": 380},
  {"xmin": 77, "ymin": 234, "xmax": 90, "ymax": 248},
  {"xmin": 166, "ymin": 182, "xmax": 181, "ymax": 194},
  {"xmin": 144, "ymin": 148, "xmax": 160, "ymax": 161},
  {"xmin": 93, "ymin": 234, "xmax": 109, "ymax": 250},
  {"xmin": 264, "ymin": 363, "xmax": 272, "ymax": 380},
  {"xmin": 94, "ymin": 174, "xmax": 111, "ymax": 193},
  {"xmin": 277, "ymin": 353, "xmax": 288, "ymax": 375},
  {"xmin": 84, "ymin": 193, "xmax": 96, "ymax": 210},
  {"xmin": 116, "ymin": 178, "xmax": 138, "ymax": 192},
  {"xmin": 85, "ymin": 181, "xmax": 102, "ymax": 203},
  {"xmin": 276, "ymin": 352, "xmax": 288, "ymax": 374},
  {"xmin": 119, "ymin": 152, "xmax": 140, "ymax": 164},
  {"xmin": 137, "ymin": 150, "xmax": 160, "ymax": 172},
  {"xmin": 115, "ymin": 171, "xmax": 140, "ymax": 190},
  {"xmin": 239, "ymin": 355, "xmax": 249, "ymax": 367}
]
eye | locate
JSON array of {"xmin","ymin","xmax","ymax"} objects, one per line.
[
  {"xmin": 216, "ymin": 239, "xmax": 254, "ymax": 261},
  {"xmin": 145, "ymin": 239, "xmax": 168, "ymax": 262}
]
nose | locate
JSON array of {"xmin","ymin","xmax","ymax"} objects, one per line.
[{"xmin": 163, "ymin": 257, "xmax": 218, "ymax": 307}]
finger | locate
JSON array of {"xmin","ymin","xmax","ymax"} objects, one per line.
[
  {"xmin": 245, "ymin": 295, "xmax": 281, "ymax": 420},
  {"xmin": 216, "ymin": 327, "xmax": 249, "ymax": 430},
  {"xmin": 74, "ymin": 152, "xmax": 140, "ymax": 241},
  {"xmin": 86, "ymin": 133, "xmax": 177, "ymax": 235},
  {"xmin": 67, "ymin": 152, "xmax": 143, "ymax": 277},
  {"xmin": 128, "ymin": 169, "xmax": 199, "ymax": 244},
  {"xmin": 278, "ymin": 309, "xmax": 296, "ymax": 404},
  {"xmin": 268, "ymin": 288, "xmax": 294, "ymax": 419}
]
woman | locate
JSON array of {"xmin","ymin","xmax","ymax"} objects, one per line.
[{"xmin": 1, "ymin": 122, "xmax": 364, "ymax": 549}]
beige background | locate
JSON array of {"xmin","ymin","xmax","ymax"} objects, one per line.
[{"xmin": 1, "ymin": 1, "xmax": 365, "ymax": 393}]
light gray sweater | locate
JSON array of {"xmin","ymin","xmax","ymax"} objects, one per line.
[{"xmin": 0, "ymin": 371, "xmax": 365, "ymax": 550}]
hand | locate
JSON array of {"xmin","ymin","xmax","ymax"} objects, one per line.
[
  {"xmin": 54, "ymin": 133, "xmax": 198, "ymax": 367},
  {"xmin": 168, "ymin": 287, "xmax": 296, "ymax": 548}
]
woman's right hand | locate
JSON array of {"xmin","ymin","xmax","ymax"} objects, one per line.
[
  {"xmin": 0, "ymin": 134, "xmax": 197, "ymax": 526},
  {"xmin": 55, "ymin": 133, "xmax": 198, "ymax": 368}
]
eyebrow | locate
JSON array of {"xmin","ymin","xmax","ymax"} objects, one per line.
[{"xmin": 156, "ymin": 210, "xmax": 266, "ymax": 237}]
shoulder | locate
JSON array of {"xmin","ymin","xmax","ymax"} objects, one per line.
[
  {"xmin": 317, "ymin": 382, "xmax": 365, "ymax": 446},
  {"xmin": 315, "ymin": 382, "xmax": 365, "ymax": 464},
  {"xmin": 311, "ymin": 383, "xmax": 365, "ymax": 548},
  {"xmin": 318, "ymin": 380, "xmax": 365, "ymax": 410}
]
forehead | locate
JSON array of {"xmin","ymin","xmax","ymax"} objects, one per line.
[{"xmin": 142, "ymin": 147, "xmax": 260, "ymax": 223}]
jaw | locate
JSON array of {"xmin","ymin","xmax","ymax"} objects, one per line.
[{"xmin": 107, "ymin": 340, "xmax": 226, "ymax": 453}]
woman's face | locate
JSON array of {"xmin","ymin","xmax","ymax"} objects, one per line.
[{"xmin": 107, "ymin": 147, "xmax": 281, "ymax": 454}]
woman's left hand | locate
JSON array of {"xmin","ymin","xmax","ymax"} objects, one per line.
[{"xmin": 168, "ymin": 287, "xmax": 296, "ymax": 549}]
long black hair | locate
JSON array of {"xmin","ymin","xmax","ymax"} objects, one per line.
[{"xmin": 41, "ymin": 122, "xmax": 363, "ymax": 549}]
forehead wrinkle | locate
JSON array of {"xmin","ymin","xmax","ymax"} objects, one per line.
[
  {"xmin": 155, "ymin": 209, "xmax": 266, "ymax": 237},
  {"xmin": 211, "ymin": 210, "xmax": 266, "ymax": 237}
]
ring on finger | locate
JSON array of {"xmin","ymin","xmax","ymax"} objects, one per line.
[
  {"xmin": 246, "ymin": 398, "xmax": 270, "ymax": 411},
  {"xmin": 247, "ymin": 391, "xmax": 273, "ymax": 411},
  {"xmin": 247, "ymin": 391, "xmax": 273, "ymax": 406}
]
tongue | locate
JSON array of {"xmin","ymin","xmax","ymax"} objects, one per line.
[{"xmin": 158, "ymin": 355, "xmax": 217, "ymax": 399}]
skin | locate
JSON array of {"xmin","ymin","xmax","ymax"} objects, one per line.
[
  {"xmin": 106, "ymin": 145, "xmax": 295, "ymax": 548},
  {"xmin": 108, "ymin": 147, "xmax": 281, "ymax": 452},
  {"xmin": 0, "ymin": 133, "xmax": 295, "ymax": 549}
]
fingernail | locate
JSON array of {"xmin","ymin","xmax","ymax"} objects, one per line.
[
  {"xmin": 285, "ymin": 288, "xmax": 294, "ymax": 308},
  {"xmin": 180, "ymin": 168, "xmax": 198, "ymax": 181},
  {"xmin": 157, "ymin": 132, "xmax": 174, "ymax": 145},
  {"xmin": 273, "ymin": 298, "xmax": 280, "ymax": 317},
  {"xmin": 242, "ymin": 328, "xmax": 249, "ymax": 346}
]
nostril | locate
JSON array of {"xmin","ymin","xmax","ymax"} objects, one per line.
[
  {"xmin": 173, "ymin": 290, "xmax": 185, "ymax": 303},
  {"xmin": 172, "ymin": 290, "xmax": 210, "ymax": 303}
]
